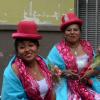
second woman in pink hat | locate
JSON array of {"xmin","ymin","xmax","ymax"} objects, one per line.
[{"xmin": 47, "ymin": 12, "xmax": 100, "ymax": 100}]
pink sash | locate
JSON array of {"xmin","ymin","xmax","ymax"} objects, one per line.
[
  {"xmin": 14, "ymin": 56, "xmax": 52, "ymax": 100},
  {"xmin": 57, "ymin": 40, "xmax": 94, "ymax": 100}
]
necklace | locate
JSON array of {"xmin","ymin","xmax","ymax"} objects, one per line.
[{"xmin": 71, "ymin": 45, "xmax": 79, "ymax": 56}]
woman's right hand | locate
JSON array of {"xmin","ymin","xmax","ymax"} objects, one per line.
[{"xmin": 61, "ymin": 69, "xmax": 79, "ymax": 80}]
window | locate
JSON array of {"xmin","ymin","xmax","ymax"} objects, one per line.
[{"xmin": 76, "ymin": 0, "xmax": 100, "ymax": 52}]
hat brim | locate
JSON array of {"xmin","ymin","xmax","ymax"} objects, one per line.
[
  {"xmin": 12, "ymin": 32, "xmax": 42, "ymax": 40},
  {"xmin": 60, "ymin": 19, "xmax": 83, "ymax": 32}
]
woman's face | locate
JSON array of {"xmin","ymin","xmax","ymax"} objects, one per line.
[
  {"xmin": 17, "ymin": 41, "xmax": 38, "ymax": 62},
  {"xmin": 64, "ymin": 24, "xmax": 81, "ymax": 44}
]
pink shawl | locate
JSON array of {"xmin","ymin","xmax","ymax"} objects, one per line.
[{"xmin": 14, "ymin": 56, "xmax": 53, "ymax": 100}]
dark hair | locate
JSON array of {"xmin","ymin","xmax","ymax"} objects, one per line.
[{"xmin": 14, "ymin": 38, "xmax": 39, "ymax": 54}]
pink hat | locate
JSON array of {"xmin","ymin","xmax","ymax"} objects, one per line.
[
  {"xmin": 12, "ymin": 20, "xmax": 42, "ymax": 39},
  {"xmin": 60, "ymin": 12, "xmax": 83, "ymax": 31}
]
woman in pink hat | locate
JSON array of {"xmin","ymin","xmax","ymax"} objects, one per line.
[
  {"xmin": 47, "ymin": 12, "xmax": 100, "ymax": 100},
  {"xmin": 1, "ymin": 21, "xmax": 56, "ymax": 100}
]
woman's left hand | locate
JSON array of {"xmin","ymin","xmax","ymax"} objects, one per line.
[
  {"xmin": 80, "ymin": 69, "xmax": 95, "ymax": 84},
  {"xmin": 61, "ymin": 69, "xmax": 79, "ymax": 80}
]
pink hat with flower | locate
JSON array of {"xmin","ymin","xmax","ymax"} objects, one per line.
[
  {"xmin": 60, "ymin": 12, "xmax": 83, "ymax": 31},
  {"xmin": 12, "ymin": 20, "xmax": 42, "ymax": 39}
]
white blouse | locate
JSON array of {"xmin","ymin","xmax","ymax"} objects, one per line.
[
  {"xmin": 37, "ymin": 78, "xmax": 48, "ymax": 99},
  {"xmin": 76, "ymin": 54, "xmax": 89, "ymax": 72}
]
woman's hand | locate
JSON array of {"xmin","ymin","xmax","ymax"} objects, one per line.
[
  {"xmin": 61, "ymin": 69, "xmax": 79, "ymax": 80},
  {"xmin": 81, "ymin": 68, "xmax": 100, "ymax": 79},
  {"xmin": 80, "ymin": 69, "xmax": 95, "ymax": 84}
]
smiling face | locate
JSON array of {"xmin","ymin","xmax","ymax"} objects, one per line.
[
  {"xmin": 64, "ymin": 24, "xmax": 81, "ymax": 44},
  {"xmin": 15, "ymin": 39, "xmax": 39, "ymax": 63}
]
